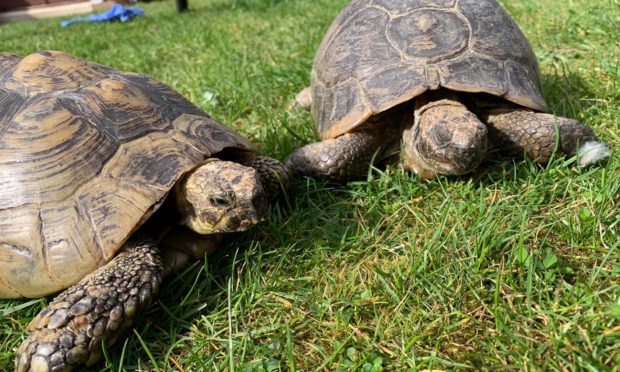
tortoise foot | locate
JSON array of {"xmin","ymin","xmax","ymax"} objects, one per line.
[
  {"xmin": 16, "ymin": 240, "xmax": 163, "ymax": 372},
  {"xmin": 480, "ymin": 109, "xmax": 610, "ymax": 165},
  {"xmin": 285, "ymin": 131, "xmax": 380, "ymax": 183},
  {"xmin": 238, "ymin": 156, "xmax": 291, "ymax": 201}
]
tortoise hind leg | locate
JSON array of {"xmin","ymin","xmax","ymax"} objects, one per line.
[
  {"xmin": 285, "ymin": 130, "xmax": 382, "ymax": 183},
  {"xmin": 294, "ymin": 87, "xmax": 312, "ymax": 110},
  {"xmin": 480, "ymin": 109, "xmax": 610, "ymax": 165},
  {"xmin": 16, "ymin": 239, "xmax": 163, "ymax": 372}
]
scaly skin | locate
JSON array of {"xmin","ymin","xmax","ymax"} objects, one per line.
[
  {"xmin": 239, "ymin": 156, "xmax": 291, "ymax": 201},
  {"xmin": 480, "ymin": 109, "xmax": 601, "ymax": 163},
  {"xmin": 285, "ymin": 131, "xmax": 382, "ymax": 183},
  {"xmin": 15, "ymin": 240, "xmax": 163, "ymax": 372}
]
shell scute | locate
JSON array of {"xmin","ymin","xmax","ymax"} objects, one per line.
[
  {"xmin": 387, "ymin": 9, "xmax": 469, "ymax": 62},
  {"xmin": 0, "ymin": 53, "xmax": 21, "ymax": 82},
  {"xmin": 360, "ymin": 64, "xmax": 426, "ymax": 113},
  {"xmin": 314, "ymin": 6, "xmax": 400, "ymax": 88},
  {"xmin": 438, "ymin": 52, "xmax": 507, "ymax": 96},
  {"xmin": 0, "ymin": 96, "xmax": 119, "ymax": 209},
  {"xmin": 0, "ymin": 207, "xmax": 46, "ymax": 298},
  {"xmin": 3, "ymin": 51, "xmax": 109, "ymax": 97}
]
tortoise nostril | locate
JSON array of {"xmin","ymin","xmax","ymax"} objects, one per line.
[{"xmin": 430, "ymin": 123, "xmax": 453, "ymax": 145}]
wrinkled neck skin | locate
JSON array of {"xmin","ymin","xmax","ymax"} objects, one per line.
[
  {"xmin": 461, "ymin": 92, "xmax": 522, "ymax": 115},
  {"xmin": 400, "ymin": 106, "xmax": 438, "ymax": 179},
  {"xmin": 363, "ymin": 101, "xmax": 414, "ymax": 165}
]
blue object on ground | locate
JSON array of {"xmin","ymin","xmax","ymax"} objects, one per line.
[{"xmin": 60, "ymin": 3, "xmax": 144, "ymax": 27}]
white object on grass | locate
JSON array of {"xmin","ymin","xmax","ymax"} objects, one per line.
[
  {"xmin": 578, "ymin": 141, "xmax": 611, "ymax": 166},
  {"xmin": 202, "ymin": 90, "xmax": 218, "ymax": 106}
]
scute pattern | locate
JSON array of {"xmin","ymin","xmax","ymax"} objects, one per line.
[
  {"xmin": 170, "ymin": 113, "xmax": 256, "ymax": 156},
  {"xmin": 360, "ymin": 64, "xmax": 426, "ymax": 113},
  {"xmin": 0, "ymin": 53, "xmax": 21, "ymax": 78},
  {"xmin": 68, "ymin": 78, "xmax": 172, "ymax": 142},
  {"xmin": 117, "ymin": 73, "xmax": 206, "ymax": 119},
  {"xmin": 314, "ymin": 7, "xmax": 400, "ymax": 85},
  {"xmin": 39, "ymin": 203, "xmax": 102, "ymax": 296},
  {"xmin": 438, "ymin": 51, "xmax": 506, "ymax": 96},
  {"xmin": 0, "ymin": 88, "xmax": 24, "ymax": 136},
  {"xmin": 312, "ymin": 0, "xmax": 548, "ymax": 139},
  {"xmin": 0, "ymin": 96, "xmax": 119, "ymax": 209},
  {"xmin": 1, "ymin": 51, "xmax": 110, "ymax": 97},
  {"xmin": 0, "ymin": 51, "xmax": 256, "ymax": 298},
  {"xmin": 457, "ymin": 0, "xmax": 534, "ymax": 62},
  {"xmin": 387, "ymin": 9, "xmax": 469, "ymax": 61},
  {"xmin": 0, "ymin": 207, "xmax": 47, "ymax": 298}
]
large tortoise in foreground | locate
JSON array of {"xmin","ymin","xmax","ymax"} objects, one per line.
[
  {"xmin": 0, "ymin": 51, "xmax": 289, "ymax": 371},
  {"xmin": 287, "ymin": 0, "xmax": 610, "ymax": 182}
]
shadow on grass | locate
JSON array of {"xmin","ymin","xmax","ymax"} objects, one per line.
[{"xmin": 541, "ymin": 67, "xmax": 599, "ymax": 119}]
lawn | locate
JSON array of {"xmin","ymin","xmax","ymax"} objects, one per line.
[{"xmin": 0, "ymin": 0, "xmax": 618, "ymax": 370}]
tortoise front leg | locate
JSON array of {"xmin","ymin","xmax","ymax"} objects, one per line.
[
  {"xmin": 285, "ymin": 130, "xmax": 382, "ymax": 183},
  {"xmin": 479, "ymin": 109, "xmax": 611, "ymax": 165},
  {"xmin": 238, "ymin": 156, "xmax": 291, "ymax": 202},
  {"xmin": 16, "ymin": 239, "xmax": 163, "ymax": 372}
]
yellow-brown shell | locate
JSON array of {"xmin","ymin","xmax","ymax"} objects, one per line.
[{"xmin": 0, "ymin": 51, "xmax": 256, "ymax": 298}]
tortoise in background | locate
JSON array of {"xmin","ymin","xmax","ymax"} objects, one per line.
[
  {"xmin": 0, "ymin": 51, "xmax": 289, "ymax": 371},
  {"xmin": 287, "ymin": 0, "xmax": 610, "ymax": 182}
]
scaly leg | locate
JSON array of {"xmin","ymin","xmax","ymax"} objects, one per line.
[
  {"xmin": 238, "ymin": 156, "xmax": 291, "ymax": 202},
  {"xmin": 285, "ymin": 130, "xmax": 382, "ymax": 183},
  {"xmin": 15, "ymin": 239, "xmax": 163, "ymax": 372},
  {"xmin": 480, "ymin": 109, "xmax": 610, "ymax": 165}
]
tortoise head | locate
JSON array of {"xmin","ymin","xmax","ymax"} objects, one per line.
[
  {"xmin": 175, "ymin": 160, "xmax": 268, "ymax": 234},
  {"xmin": 403, "ymin": 97, "xmax": 488, "ymax": 178}
]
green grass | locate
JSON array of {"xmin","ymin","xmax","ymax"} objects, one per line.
[{"xmin": 1, "ymin": 0, "xmax": 618, "ymax": 370}]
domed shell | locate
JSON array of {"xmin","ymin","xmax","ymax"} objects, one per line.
[
  {"xmin": 312, "ymin": 0, "xmax": 548, "ymax": 139},
  {"xmin": 0, "ymin": 51, "xmax": 256, "ymax": 298}
]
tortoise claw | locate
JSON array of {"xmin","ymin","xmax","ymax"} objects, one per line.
[{"xmin": 15, "ymin": 240, "xmax": 163, "ymax": 372}]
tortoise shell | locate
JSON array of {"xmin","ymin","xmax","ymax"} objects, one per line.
[
  {"xmin": 0, "ymin": 51, "xmax": 256, "ymax": 298},
  {"xmin": 311, "ymin": 0, "xmax": 548, "ymax": 139}
]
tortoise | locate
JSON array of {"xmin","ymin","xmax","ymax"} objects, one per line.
[
  {"xmin": 286, "ymin": 0, "xmax": 610, "ymax": 182},
  {"xmin": 0, "ymin": 51, "xmax": 289, "ymax": 371}
]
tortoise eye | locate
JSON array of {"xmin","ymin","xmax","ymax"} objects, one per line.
[{"xmin": 210, "ymin": 195, "xmax": 231, "ymax": 208}]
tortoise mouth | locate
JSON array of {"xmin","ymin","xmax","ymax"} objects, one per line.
[
  {"xmin": 184, "ymin": 203, "xmax": 263, "ymax": 234},
  {"xmin": 423, "ymin": 144, "xmax": 487, "ymax": 175},
  {"xmin": 412, "ymin": 119, "xmax": 488, "ymax": 176}
]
